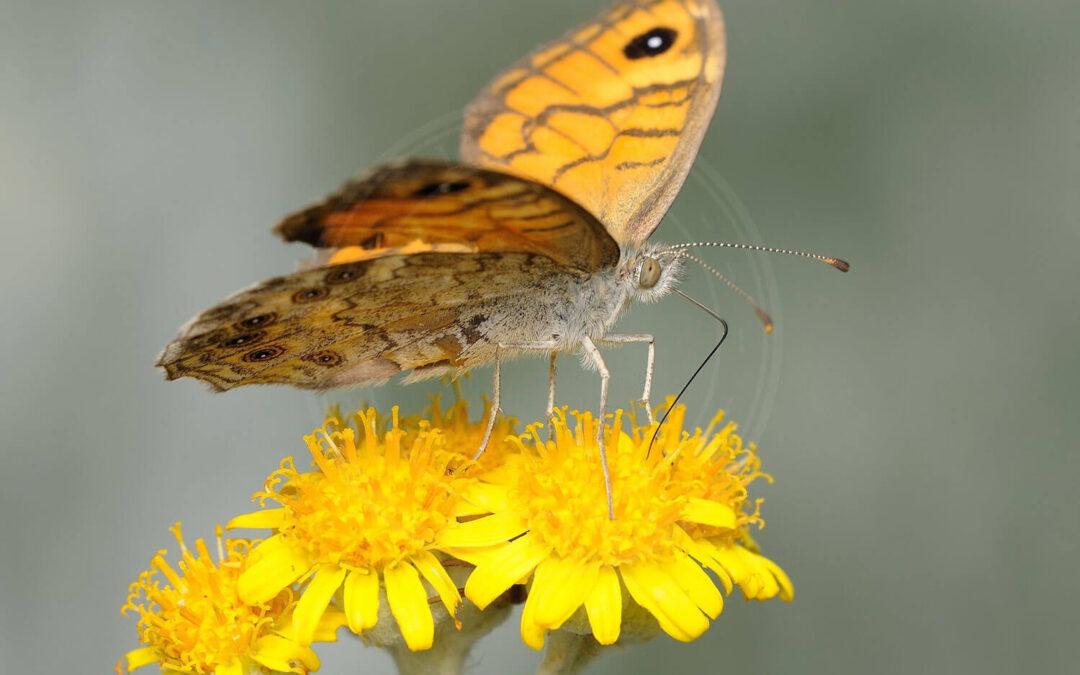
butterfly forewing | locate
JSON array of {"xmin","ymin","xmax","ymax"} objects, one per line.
[
  {"xmin": 274, "ymin": 160, "xmax": 618, "ymax": 273},
  {"xmin": 461, "ymin": 0, "xmax": 725, "ymax": 245}
]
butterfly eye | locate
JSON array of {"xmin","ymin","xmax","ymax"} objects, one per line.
[
  {"xmin": 638, "ymin": 257, "xmax": 662, "ymax": 289},
  {"xmin": 414, "ymin": 180, "xmax": 471, "ymax": 197},
  {"xmin": 623, "ymin": 27, "xmax": 678, "ymax": 60}
]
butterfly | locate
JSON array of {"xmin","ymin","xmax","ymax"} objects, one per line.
[{"xmin": 158, "ymin": 0, "xmax": 846, "ymax": 512}]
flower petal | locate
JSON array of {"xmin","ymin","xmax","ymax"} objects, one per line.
[
  {"xmin": 119, "ymin": 646, "xmax": 159, "ymax": 671},
  {"xmin": 435, "ymin": 512, "xmax": 527, "ymax": 548},
  {"xmin": 252, "ymin": 634, "xmax": 320, "ymax": 673},
  {"xmin": 760, "ymin": 554, "xmax": 794, "ymax": 601},
  {"xmin": 459, "ymin": 482, "xmax": 510, "ymax": 513},
  {"xmin": 385, "ymin": 561, "xmax": 434, "ymax": 651},
  {"xmin": 313, "ymin": 607, "xmax": 348, "ymax": 642},
  {"xmin": 464, "ymin": 532, "xmax": 549, "ymax": 610},
  {"xmin": 584, "ymin": 566, "xmax": 622, "ymax": 645},
  {"xmin": 343, "ymin": 568, "xmax": 380, "ymax": 633},
  {"xmin": 674, "ymin": 527, "xmax": 733, "ymax": 595},
  {"xmin": 681, "ymin": 498, "xmax": 736, "ymax": 529},
  {"xmin": 663, "ymin": 552, "xmax": 723, "ymax": 619},
  {"xmin": 411, "ymin": 550, "xmax": 461, "ymax": 617},
  {"xmin": 226, "ymin": 508, "xmax": 287, "ymax": 531},
  {"xmin": 238, "ymin": 541, "xmax": 312, "ymax": 604},
  {"xmin": 519, "ymin": 584, "xmax": 548, "ymax": 651},
  {"xmin": 620, "ymin": 562, "xmax": 709, "ymax": 642},
  {"xmin": 293, "ymin": 564, "xmax": 347, "ymax": 646},
  {"xmin": 529, "ymin": 556, "xmax": 598, "ymax": 629}
]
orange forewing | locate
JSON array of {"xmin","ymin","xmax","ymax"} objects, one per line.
[{"xmin": 461, "ymin": 0, "xmax": 725, "ymax": 246}]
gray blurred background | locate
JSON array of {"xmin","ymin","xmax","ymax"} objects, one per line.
[{"xmin": 2, "ymin": 1, "xmax": 1078, "ymax": 673}]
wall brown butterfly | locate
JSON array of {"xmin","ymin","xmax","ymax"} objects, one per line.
[{"xmin": 158, "ymin": 0, "xmax": 847, "ymax": 513}]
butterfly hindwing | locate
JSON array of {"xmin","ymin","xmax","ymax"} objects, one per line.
[
  {"xmin": 460, "ymin": 0, "xmax": 726, "ymax": 245},
  {"xmin": 157, "ymin": 251, "xmax": 581, "ymax": 391}
]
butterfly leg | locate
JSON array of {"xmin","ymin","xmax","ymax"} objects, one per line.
[
  {"xmin": 598, "ymin": 334, "xmax": 656, "ymax": 426},
  {"xmin": 580, "ymin": 335, "xmax": 615, "ymax": 520},
  {"xmin": 474, "ymin": 340, "xmax": 560, "ymax": 462},
  {"xmin": 546, "ymin": 352, "xmax": 557, "ymax": 439}
]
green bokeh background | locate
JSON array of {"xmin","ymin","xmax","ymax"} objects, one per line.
[{"xmin": 2, "ymin": 1, "xmax": 1077, "ymax": 673}]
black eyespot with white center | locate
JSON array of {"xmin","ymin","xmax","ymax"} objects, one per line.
[
  {"xmin": 238, "ymin": 313, "xmax": 276, "ymax": 329},
  {"xmin": 623, "ymin": 27, "xmax": 678, "ymax": 60},
  {"xmin": 292, "ymin": 287, "xmax": 329, "ymax": 304},
  {"xmin": 243, "ymin": 345, "xmax": 285, "ymax": 362},
  {"xmin": 222, "ymin": 332, "xmax": 266, "ymax": 348},
  {"xmin": 413, "ymin": 180, "xmax": 471, "ymax": 198},
  {"xmin": 325, "ymin": 268, "xmax": 357, "ymax": 284}
]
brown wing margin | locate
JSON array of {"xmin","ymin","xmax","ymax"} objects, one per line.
[{"xmin": 272, "ymin": 160, "xmax": 619, "ymax": 273}]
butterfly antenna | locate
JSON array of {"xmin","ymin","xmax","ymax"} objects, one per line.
[
  {"xmin": 646, "ymin": 289, "xmax": 729, "ymax": 459},
  {"xmin": 684, "ymin": 252, "xmax": 774, "ymax": 333},
  {"xmin": 665, "ymin": 241, "xmax": 850, "ymax": 272}
]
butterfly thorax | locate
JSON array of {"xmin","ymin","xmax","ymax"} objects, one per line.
[{"xmin": 551, "ymin": 242, "xmax": 687, "ymax": 347}]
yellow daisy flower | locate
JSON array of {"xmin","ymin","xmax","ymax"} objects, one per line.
[
  {"xmin": 228, "ymin": 406, "xmax": 503, "ymax": 652},
  {"xmin": 118, "ymin": 524, "xmax": 340, "ymax": 675},
  {"xmin": 450, "ymin": 404, "xmax": 793, "ymax": 650}
]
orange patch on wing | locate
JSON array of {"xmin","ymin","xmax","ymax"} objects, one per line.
[
  {"xmin": 327, "ymin": 241, "xmax": 476, "ymax": 265},
  {"xmin": 506, "ymin": 76, "xmax": 582, "ymax": 116},
  {"xmin": 546, "ymin": 111, "xmax": 616, "ymax": 157},
  {"xmin": 479, "ymin": 113, "xmax": 529, "ymax": 158}
]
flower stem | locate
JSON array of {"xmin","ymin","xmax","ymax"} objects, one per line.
[{"xmin": 536, "ymin": 631, "xmax": 600, "ymax": 675}]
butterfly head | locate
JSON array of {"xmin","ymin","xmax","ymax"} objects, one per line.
[{"xmin": 628, "ymin": 244, "xmax": 686, "ymax": 305}]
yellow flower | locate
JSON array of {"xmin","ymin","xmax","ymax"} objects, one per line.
[
  {"xmin": 118, "ymin": 524, "xmax": 339, "ymax": 675},
  {"xmin": 228, "ymin": 406, "xmax": 503, "ymax": 652},
  {"xmin": 450, "ymin": 404, "xmax": 793, "ymax": 650}
]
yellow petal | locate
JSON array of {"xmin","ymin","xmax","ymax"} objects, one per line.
[
  {"xmin": 313, "ymin": 607, "xmax": 348, "ymax": 642},
  {"xmin": 464, "ymin": 533, "xmax": 549, "ymax": 610},
  {"xmin": 682, "ymin": 498, "xmax": 736, "ymax": 529},
  {"xmin": 734, "ymin": 546, "xmax": 779, "ymax": 600},
  {"xmin": 412, "ymin": 550, "xmax": 461, "ymax": 617},
  {"xmin": 226, "ymin": 508, "xmax": 287, "ymax": 530},
  {"xmin": 458, "ymin": 482, "xmax": 510, "ymax": 513},
  {"xmin": 761, "ymin": 554, "xmax": 794, "ymax": 601},
  {"xmin": 436, "ymin": 512, "xmax": 528, "ymax": 547},
  {"xmin": 293, "ymin": 564, "xmax": 347, "ymax": 646},
  {"xmin": 343, "ymin": 569, "xmax": 380, "ymax": 633},
  {"xmin": 620, "ymin": 562, "xmax": 709, "ymax": 642},
  {"xmin": 663, "ymin": 552, "xmax": 723, "ymax": 619},
  {"xmin": 529, "ymin": 556, "xmax": 598, "ymax": 629},
  {"xmin": 677, "ymin": 531, "xmax": 733, "ymax": 595},
  {"xmin": 120, "ymin": 646, "xmax": 159, "ymax": 671},
  {"xmin": 238, "ymin": 542, "xmax": 312, "ymax": 604},
  {"xmin": 584, "ymin": 566, "xmax": 622, "ymax": 645},
  {"xmin": 385, "ymin": 561, "xmax": 434, "ymax": 651},
  {"xmin": 519, "ymin": 585, "xmax": 548, "ymax": 651},
  {"xmin": 252, "ymin": 634, "xmax": 320, "ymax": 673}
]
